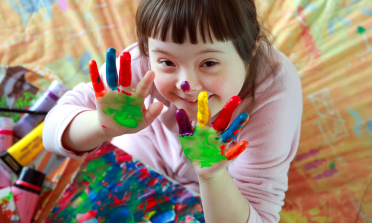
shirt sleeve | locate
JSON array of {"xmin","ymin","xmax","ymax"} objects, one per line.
[
  {"xmin": 42, "ymin": 43, "xmax": 148, "ymax": 158},
  {"xmin": 228, "ymin": 55, "xmax": 303, "ymax": 223}
]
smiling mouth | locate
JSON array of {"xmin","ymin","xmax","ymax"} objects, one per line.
[{"xmin": 178, "ymin": 94, "xmax": 215, "ymax": 103}]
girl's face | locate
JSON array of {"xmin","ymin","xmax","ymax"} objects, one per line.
[{"xmin": 149, "ymin": 35, "xmax": 246, "ymax": 121}]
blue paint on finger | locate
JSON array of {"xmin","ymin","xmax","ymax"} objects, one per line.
[
  {"xmin": 219, "ymin": 113, "xmax": 249, "ymax": 143},
  {"xmin": 106, "ymin": 48, "xmax": 118, "ymax": 91}
]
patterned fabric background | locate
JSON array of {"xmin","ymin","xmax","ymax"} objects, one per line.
[{"xmin": 0, "ymin": 0, "xmax": 371, "ymax": 222}]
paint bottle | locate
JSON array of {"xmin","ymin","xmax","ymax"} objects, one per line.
[
  {"xmin": 13, "ymin": 80, "xmax": 66, "ymax": 139},
  {"xmin": 1, "ymin": 122, "xmax": 44, "ymax": 176},
  {"xmin": 11, "ymin": 167, "xmax": 45, "ymax": 223},
  {"xmin": 0, "ymin": 117, "xmax": 15, "ymax": 189}
]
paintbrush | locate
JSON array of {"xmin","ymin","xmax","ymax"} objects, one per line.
[{"xmin": 0, "ymin": 108, "xmax": 48, "ymax": 115}]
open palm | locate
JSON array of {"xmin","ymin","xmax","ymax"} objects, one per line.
[
  {"xmin": 176, "ymin": 92, "xmax": 249, "ymax": 178},
  {"xmin": 89, "ymin": 48, "xmax": 163, "ymax": 138}
]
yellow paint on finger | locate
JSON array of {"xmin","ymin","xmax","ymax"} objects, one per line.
[{"xmin": 197, "ymin": 92, "xmax": 209, "ymax": 127}]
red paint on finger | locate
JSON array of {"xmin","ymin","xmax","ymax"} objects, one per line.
[
  {"xmin": 213, "ymin": 96, "xmax": 241, "ymax": 132},
  {"xmin": 119, "ymin": 52, "xmax": 132, "ymax": 87},
  {"xmin": 220, "ymin": 145, "xmax": 225, "ymax": 155},
  {"xmin": 102, "ymin": 125, "xmax": 107, "ymax": 128},
  {"xmin": 121, "ymin": 90, "xmax": 132, "ymax": 96},
  {"xmin": 224, "ymin": 140, "xmax": 248, "ymax": 160},
  {"xmin": 89, "ymin": 60, "xmax": 106, "ymax": 98}
]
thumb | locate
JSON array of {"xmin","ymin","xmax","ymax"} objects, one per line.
[{"xmin": 143, "ymin": 101, "xmax": 163, "ymax": 124}]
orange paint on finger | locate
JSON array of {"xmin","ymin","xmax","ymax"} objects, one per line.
[{"xmin": 224, "ymin": 141, "xmax": 249, "ymax": 160}]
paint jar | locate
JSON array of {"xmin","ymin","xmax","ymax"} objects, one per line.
[
  {"xmin": 11, "ymin": 167, "xmax": 45, "ymax": 223},
  {"xmin": 0, "ymin": 117, "xmax": 14, "ymax": 189},
  {"xmin": 13, "ymin": 80, "xmax": 66, "ymax": 139},
  {"xmin": 1, "ymin": 122, "xmax": 44, "ymax": 176}
]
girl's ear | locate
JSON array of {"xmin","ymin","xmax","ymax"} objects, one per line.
[{"xmin": 251, "ymin": 36, "xmax": 261, "ymax": 58}]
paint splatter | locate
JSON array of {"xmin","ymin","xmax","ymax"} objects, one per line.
[
  {"xmin": 357, "ymin": 26, "xmax": 366, "ymax": 34},
  {"xmin": 179, "ymin": 126, "xmax": 226, "ymax": 168},
  {"xmin": 295, "ymin": 149, "xmax": 319, "ymax": 162},
  {"xmin": 314, "ymin": 169, "xmax": 338, "ymax": 180},
  {"xmin": 99, "ymin": 91, "xmax": 143, "ymax": 129},
  {"xmin": 46, "ymin": 141, "xmax": 205, "ymax": 222},
  {"xmin": 304, "ymin": 159, "xmax": 326, "ymax": 171},
  {"xmin": 347, "ymin": 108, "xmax": 364, "ymax": 137}
]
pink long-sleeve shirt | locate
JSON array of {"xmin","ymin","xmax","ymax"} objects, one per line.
[{"xmin": 43, "ymin": 43, "xmax": 302, "ymax": 223}]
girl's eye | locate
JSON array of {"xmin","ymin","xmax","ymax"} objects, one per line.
[
  {"xmin": 201, "ymin": 61, "xmax": 217, "ymax": 67},
  {"xmin": 160, "ymin": 60, "xmax": 175, "ymax": 67}
]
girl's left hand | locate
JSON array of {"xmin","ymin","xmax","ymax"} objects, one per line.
[{"xmin": 176, "ymin": 92, "xmax": 250, "ymax": 181}]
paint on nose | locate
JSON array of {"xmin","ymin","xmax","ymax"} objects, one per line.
[{"xmin": 181, "ymin": 81, "xmax": 191, "ymax": 93}]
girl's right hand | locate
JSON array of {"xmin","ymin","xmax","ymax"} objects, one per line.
[{"xmin": 89, "ymin": 48, "xmax": 163, "ymax": 138}]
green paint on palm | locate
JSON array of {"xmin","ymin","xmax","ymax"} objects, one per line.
[
  {"xmin": 100, "ymin": 91, "xmax": 143, "ymax": 128},
  {"xmin": 179, "ymin": 126, "xmax": 226, "ymax": 168},
  {"xmin": 357, "ymin": 26, "xmax": 366, "ymax": 34}
]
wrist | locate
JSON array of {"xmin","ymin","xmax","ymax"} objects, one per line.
[{"xmin": 197, "ymin": 167, "xmax": 227, "ymax": 184}]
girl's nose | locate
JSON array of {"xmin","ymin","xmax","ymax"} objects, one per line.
[{"xmin": 176, "ymin": 70, "xmax": 201, "ymax": 93}]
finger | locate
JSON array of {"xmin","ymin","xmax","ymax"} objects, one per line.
[
  {"xmin": 106, "ymin": 48, "xmax": 118, "ymax": 91},
  {"xmin": 119, "ymin": 51, "xmax": 132, "ymax": 87},
  {"xmin": 135, "ymin": 70, "xmax": 155, "ymax": 98},
  {"xmin": 89, "ymin": 60, "xmax": 106, "ymax": 98},
  {"xmin": 220, "ymin": 112, "xmax": 249, "ymax": 143},
  {"xmin": 224, "ymin": 140, "xmax": 249, "ymax": 160},
  {"xmin": 175, "ymin": 109, "xmax": 193, "ymax": 137},
  {"xmin": 143, "ymin": 101, "xmax": 163, "ymax": 125},
  {"xmin": 213, "ymin": 96, "xmax": 241, "ymax": 133},
  {"xmin": 197, "ymin": 92, "xmax": 209, "ymax": 127}
]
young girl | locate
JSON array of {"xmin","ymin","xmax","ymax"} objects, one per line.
[{"xmin": 43, "ymin": 0, "xmax": 303, "ymax": 222}]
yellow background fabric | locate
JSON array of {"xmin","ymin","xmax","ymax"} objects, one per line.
[{"xmin": 1, "ymin": 0, "xmax": 371, "ymax": 222}]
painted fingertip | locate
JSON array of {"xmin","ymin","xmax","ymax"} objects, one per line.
[
  {"xmin": 176, "ymin": 109, "xmax": 193, "ymax": 137},
  {"xmin": 119, "ymin": 51, "xmax": 132, "ymax": 87},
  {"xmin": 197, "ymin": 92, "xmax": 209, "ymax": 127},
  {"xmin": 220, "ymin": 112, "xmax": 249, "ymax": 143},
  {"xmin": 89, "ymin": 60, "xmax": 105, "ymax": 98},
  {"xmin": 213, "ymin": 96, "xmax": 241, "ymax": 132},
  {"xmin": 224, "ymin": 140, "xmax": 248, "ymax": 160},
  {"xmin": 106, "ymin": 47, "xmax": 118, "ymax": 91}
]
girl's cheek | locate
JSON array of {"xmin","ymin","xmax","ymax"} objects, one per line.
[{"xmin": 154, "ymin": 74, "xmax": 174, "ymax": 96}]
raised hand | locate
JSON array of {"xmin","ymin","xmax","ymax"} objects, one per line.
[
  {"xmin": 89, "ymin": 48, "xmax": 163, "ymax": 137},
  {"xmin": 176, "ymin": 92, "xmax": 249, "ymax": 171}
]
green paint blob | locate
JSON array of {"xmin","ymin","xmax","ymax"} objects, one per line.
[
  {"xmin": 329, "ymin": 161, "xmax": 336, "ymax": 169},
  {"xmin": 100, "ymin": 91, "xmax": 143, "ymax": 128},
  {"xmin": 357, "ymin": 26, "xmax": 366, "ymax": 34},
  {"xmin": 179, "ymin": 126, "xmax": 226, "ymax": 168}
]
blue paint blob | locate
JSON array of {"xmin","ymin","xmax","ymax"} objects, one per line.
[
  {"xmin": 106, "ymin": 48, "xmax": 118, "ymax": 91},
  {"xmin": 347, "ymin": 108, "xmax": 364, "ymax": 138},
  {"xmin": 97, "ymin": 76, "xmax": 101, "ymax": 84},
  {"xmin": 366, "ymin": 117, "xmax": 372, "ymax": 133}
]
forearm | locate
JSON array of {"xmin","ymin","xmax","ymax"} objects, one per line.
[
  {"xmin": 62, "ymin": 111, "xmax": 112, "ymax": 153},
  {"xmin": 198, "ymin": 168, "xmax": 250, "ymax": 223}
]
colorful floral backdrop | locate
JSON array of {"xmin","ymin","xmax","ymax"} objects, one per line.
[{"xmin": 0, "ymin": 0, "xmax": 371, "ymax": 222}]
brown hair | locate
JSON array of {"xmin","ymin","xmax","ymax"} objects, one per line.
[{"xmin": 136, "ymin": 0, "xmax": 278, "ymax": 104}]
